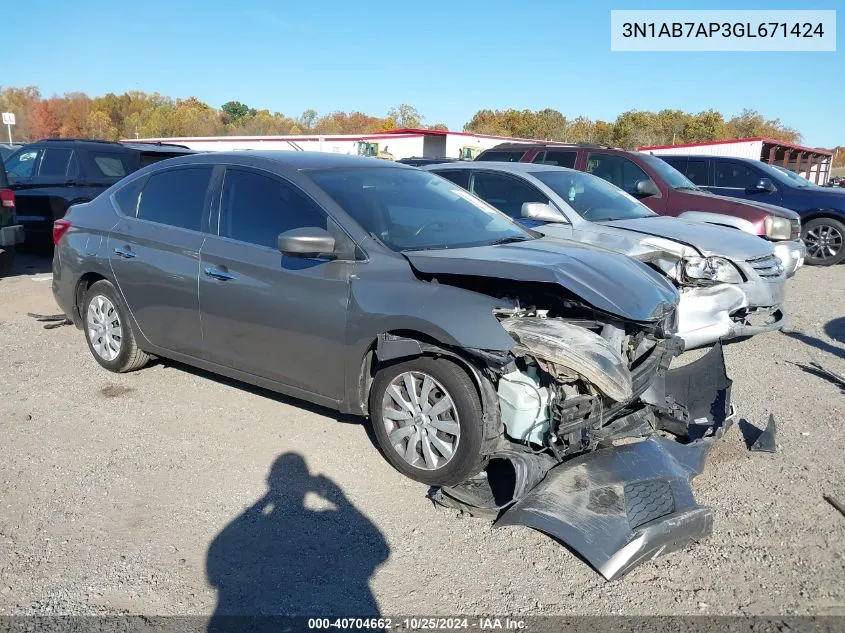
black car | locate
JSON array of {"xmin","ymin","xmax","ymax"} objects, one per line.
[
  {"xmin": 3, "ymin": 138, "xmax": 194, "ymax": 244},
  {"xmin": 397, "ymin": 157, "xmax": 462, "ymax": 167}
]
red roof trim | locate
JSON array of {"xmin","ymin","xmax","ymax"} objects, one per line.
[{"xmin": 638, "ymin": 137, "xmax": 832, "ymax": 156}]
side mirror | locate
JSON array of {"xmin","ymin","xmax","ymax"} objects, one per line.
[
  {"xmin": 521, "ymin": 202, "xmax": 567, "ymax": 224},
  {"xmin": 752, "ymin": 178, "xmax": 777, "ymax": 193},
  {"xmin": 635, "ymin": 179, "xmax": 660, "ymax": 197},
  {"xmin": 278, "ymin": 227, "xmax": 336, "ymax": 258}
]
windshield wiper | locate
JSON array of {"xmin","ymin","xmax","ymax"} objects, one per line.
[
  {"xmin": 673, "ymin": 185, "xmax": 701, "ymax": 191},
  {"xmin": 489, "ymin": 236, "xmax": 532, "ymax": 246},
  {"xmin": 400, "ymin": 245, "xmax": 451, "ymax": 252}
]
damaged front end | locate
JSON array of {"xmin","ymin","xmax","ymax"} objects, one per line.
[{"xmin": 433, "ymin": 305, "xmax": 733, "ymax": 580}]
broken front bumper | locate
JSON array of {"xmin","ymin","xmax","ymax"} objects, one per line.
[
  {"xmin": 497, "ymin": 436, "xmax": 716, "ymax": 580},
  {"xmin": 435, "ymin": 343, "xmax": 734, "ymax": 580},
  {"xmin": 677, "ymin": 282, "xmax": 786, "ymax": 349}
]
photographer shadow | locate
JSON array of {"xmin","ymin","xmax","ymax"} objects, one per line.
[{"xmin": 207, "ymin": 453, "xmax": 389, "ymax": 630}]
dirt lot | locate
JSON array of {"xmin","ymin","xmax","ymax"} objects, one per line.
[{"xmin": 0, "ymin": 255, "xmax": 843, "ymax": 618}]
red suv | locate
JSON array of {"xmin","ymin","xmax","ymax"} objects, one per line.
[{"xmin": 476, "ymin": 143, "xmax": 805, "ymax": 275}]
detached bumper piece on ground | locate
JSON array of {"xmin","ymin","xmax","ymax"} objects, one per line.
[{"xmin": 434, "ymin": 344, "xmax": 734, "ymax": 580}]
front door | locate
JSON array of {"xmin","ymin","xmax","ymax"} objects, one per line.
[
  {"xmin": 107, "ymin": 165, "xmax": 213, "ymax": 357},
  {"xmin": 708, "ymin": 160, "xmax": 782, "ymax": 204},
  {"xmin": 198, "ymin": 167, "xmax": 352, "ymax": 400}
]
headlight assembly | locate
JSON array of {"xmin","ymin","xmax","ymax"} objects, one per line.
[
  {"xmin": 764, "ymin": 216, "xmax": 792, "ymax": 241},
  {"xmin": 683, "ymin": 256, "xmax": 743, "ymax": 284}
]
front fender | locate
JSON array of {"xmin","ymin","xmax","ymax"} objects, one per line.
[{"xmin": 341, "ymin": 268, "xmax": 516, "ymax": 414}]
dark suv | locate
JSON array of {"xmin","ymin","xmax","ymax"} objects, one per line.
[
  {"xmin": 660, "ymin": 154, "xmax": 845, "ymax": 266},
  {"xmin": 3, "ymin": 139, "xmax": 194, "ymax": 244},
  {"xmin": 476, "ymin": 143, "xmax": 806, "ymax": 274}
]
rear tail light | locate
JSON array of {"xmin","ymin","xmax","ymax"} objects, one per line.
[
  {"xmin": 0, "ymin": 188, "xmax": 14, "ymax": 209},
  {"xmin": 53, "ymin": 219, "xmax": 71, "ymax": 245}
]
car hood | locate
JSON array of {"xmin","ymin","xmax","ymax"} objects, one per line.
[
  {"xmin": 790, "ymin": 188, "xmax": 845, "ymax": 210},
  {"xmin": 403, "ymin": 238, "xmax": 679, "ymax": 323},
  {"xmin": 601, "ymin": 216, "xmax": 773, "ymax": 260},
  {"xmin": 683, "ymin": 189, "xmax": 800, "ymax": 220}
]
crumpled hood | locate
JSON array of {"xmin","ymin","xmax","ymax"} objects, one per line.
[
  {"xmin": 404, "ymin": 238, "xmax": 679, "ymax": 323},
  {"xmin": 602, "ymin": 216, "xmax": 773, "ymax": 260}
]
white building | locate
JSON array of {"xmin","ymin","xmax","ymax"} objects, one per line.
[
  {"xmin": 639, "ymin": 137, "xmax": 834, "ymax": 184},
  {"xmin": 127, "ymin": 128, "xmax": 533, "ymax": 161}
]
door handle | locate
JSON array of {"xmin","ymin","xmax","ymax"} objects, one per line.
[
  {"xmin": 114, "ymin": 246, "xmax": 136, "ymax": 259},
  {"xmin": 204, "ymin": 266, "xmax": 236, "ymax": 281}
]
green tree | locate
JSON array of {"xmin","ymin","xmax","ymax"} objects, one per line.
[{"xmin": 221, "ymin": 101, "xmax": 251, "ymax": 124}]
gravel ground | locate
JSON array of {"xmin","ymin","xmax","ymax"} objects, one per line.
[{"xmin": 0, "ymin": 255, "xmax": 843, "ymax": 618}]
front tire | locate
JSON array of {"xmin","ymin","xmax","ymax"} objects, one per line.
[
  {"xmin": 803, "ymin": 217, "xmax": 845, "ymax": 266},
  {"xmin": 369, "ymin": 357, "xmax": 485, "ymax": 486},
  {"xmin": 82, "ymin": 279, "xmax": 150, "ymax": 373}
]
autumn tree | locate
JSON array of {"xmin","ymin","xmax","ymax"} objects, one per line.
[
  {"xmin": 388, "ymin": 104, "xmax": 422, "ymax": 128},
  {"xmin": 30, "ymin": 99, "xmax": 61, "ymax": 138}
]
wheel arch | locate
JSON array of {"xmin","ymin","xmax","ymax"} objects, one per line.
[
  {"xmin": 799, "ymin": 209, "xmax": 845, "ymax": 225},
  {"xmin": 349, "ymin": 329, "xmax": 504, "ymax": 454},
  {"xmin": 74, "ymin": 271, "xmax": 109, "ymax": 323}
]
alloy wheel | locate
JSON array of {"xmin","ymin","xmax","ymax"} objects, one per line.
[
  {"xmin": 805, "ymin": 223, "xmax": 843, "ymax": 261},
  {"xmin": 381, "ymin": 371, "xmax": 461, "ymax": 471}
]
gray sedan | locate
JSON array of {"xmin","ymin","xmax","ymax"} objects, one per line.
[
  {"xmin": 425, "ymin": 162, "xmax": 789, "ymax": 349},
  {"xmin": 51, "ymin": 151, "xmax": 735, "ymax": 578}
]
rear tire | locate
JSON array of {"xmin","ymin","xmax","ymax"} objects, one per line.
[
  {"xmin": 82, "ymin": 279, "xmax": 149, "ymax": 373},
  {"xmin": 369, "ymin": 357, "xmax": 486, "ymax": 486},
  {"xmin": 803, "ymin": 217, "xmax": 845, "ymax": 266}
]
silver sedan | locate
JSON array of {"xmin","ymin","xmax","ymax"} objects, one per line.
[{"xmin": 424, "ymin": 162, "xmax": 789, "ymax": 349}]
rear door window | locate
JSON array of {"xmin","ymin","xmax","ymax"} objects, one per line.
[
  {"xmin": 38, "ymin": 148, "xmax": 74, "ymax": 178},
  {"xmin": 684, "ymin": 159, "xmax": 708, "ymax": 186},
  {"xmin": 137, "ymin": 166, "xmax": 213, "ymax": 231},
  {"xmin": 433, "ymin": 169, "xmax": 470, "ymax": 189},
  {"xmin": 533, "ymin": 150, "xmax": 576, "ymax": 168},
  {"xmin": 476, "ymin": 150, "xmax": 527, "ymax": 162},
  {"xmin": 471, "ymin": 171, "xmax": 547, "ymax": 219},
  {"xmin": 219, "ymin": 168, "xmax": 327, "ymax": 249}
]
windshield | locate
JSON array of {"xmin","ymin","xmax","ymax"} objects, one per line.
[
  {"xmin": 638, "ymin": 153, "xmax": 700, "ymax": 190},
  {"xmin": 309, "ymin": 167, "xmax": 534, "ymax": 251},
  {"xmin": 757, "ymin": 161, "xmax": 814, "ymax": 188},
  {"xmin": 773, "ymin": 165, "xmax": 814, "ymax": 187},
  {"xmin": 532, "ymin": 170, "xmax": 656, "ymax": 222}
]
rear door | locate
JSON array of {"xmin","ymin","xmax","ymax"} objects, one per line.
[
  {"xmin": 198, "ymin": 166, "xmax": 352, "ymax": 399},
  {"xmin": 667, "ymin": 156, "xmax": 711, "ymax": 187},
  {"xmin": 107, "ymin": 165, "xmax": 214, "ymax": 357}
]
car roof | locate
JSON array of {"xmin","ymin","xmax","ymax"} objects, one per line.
[
  {"xmin": 485, "ymin": 142, "xmax": 615, "ymax": 151},
  {"xmin": 147, "ymin": 150, "xmax": 416, "ymax": 171},
  {"xmin": 17, "ymin": 138, "xmax": 194, "ymax": 155},
  {"xmin": 424, "ymin": 161, "xmax": 576, "ymax": 175},
  {"xmin": 659, "ymin": 154, "xmax": 758, "ymax": 163}
]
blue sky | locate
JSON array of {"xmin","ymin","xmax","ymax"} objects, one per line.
[{"xmin": 8, "ymin": 0, "xmax": 843, "ymax": 146}]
